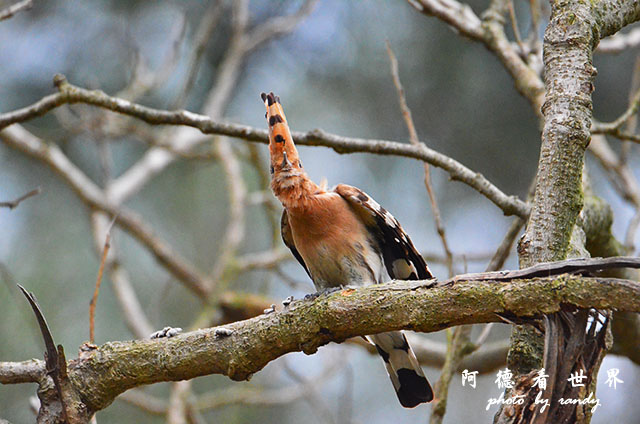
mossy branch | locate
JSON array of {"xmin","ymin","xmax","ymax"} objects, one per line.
[{"xmin": 2, "ymin": 274, "xmax": 638, "ymax": 417}]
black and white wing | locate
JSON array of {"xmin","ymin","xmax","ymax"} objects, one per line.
[{"xmin": 334, "ymin": 184, "xmax": 433, "ymax": 281}]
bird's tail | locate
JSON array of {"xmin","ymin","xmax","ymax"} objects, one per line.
[{"xmin": 369, "ymin": 331, "xmax": 433, "ymax": 408}]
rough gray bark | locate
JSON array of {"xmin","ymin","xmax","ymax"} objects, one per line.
[{"xmin": 498, "ymin": 0, "xmax": 640, "ymax": 422}]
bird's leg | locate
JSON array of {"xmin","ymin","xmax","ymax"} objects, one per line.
[{"xmin": 304, "ymin": 286, "xmax": 344, "ymax": 300}]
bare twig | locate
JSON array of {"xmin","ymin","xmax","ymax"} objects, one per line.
[
  {"xmin": 597, "ymin": 26, "xmax": 640, "ymax": 53},
  {"xmin": 116, "ymin": 13, "xmax": 186, "ymax": 103},
  {"xmin": 592, "ymin": 86, "xmax": 640, "ymax": 134},
  {"xmin": 197, "ymin": 0, "xmax": 248, "ymax": 120},
  {"xmin": 117, "ymin": 389, "xmax": 167, "ymax": 414},
  {"xmin": 171, "ymin": 0, "xmax": 224, "ymax": 109},
  {"xmin": 0, "ymin": 0, "xmax": 32, "ymax": 21},
  {"xmin": 386, "ymin": 41, "xmax": 454, "ymax": 276},
  {"xmin": 429, "ymin": 326, "xmax": 472, "ymax": 424},
  {"xmin": 486, "ymin": 217, "xmax": 525, "ymax": 271},
  {"xmin": 235, "ymin": 249, "xmax": 291, "ymax": 271},
  {"xmin": 241, "ymin": 0, "xmax": 320, "ymax": 54},
  {"xmin": 281, "ymin": 358, "xmax": 337, "ymax": 424},
  {"xmin": 507, "ymin": 0, "xmax": 525, "ymax": 53},
  {"xmin": 0, "ymin": 187, "xmax": 41, "ymax": 209},
  {"xmin": 89, "ymin": 212, "xmax": 155, "ymax": 339},
  {"xmin": 89, "ymin": 216, "xmax": 116, "ymax": 343},
  {"xmin": 407, "ymin": 0, "xmax": 483, "ymax": 41},
  {"xmin": 167, "ymin": 381, "xmax": 190, "ymax": 424},
  {"xmin": 446, "ymin": 255, "xmax": 640, "ymax": 284},
  {"xmin": 589, "ymin": 135, "xmax": 640, "ymax": 206},
  {"xmin": 410, "ymin": 0, "xmax": 546, "ymax": 112},
  {"xmin": 0, "ymin": 76, "xmax": 529, "ymax": 217},
  {"xmin": 208, "ymin": 140, "xmax": 247, "ymax": 291}
]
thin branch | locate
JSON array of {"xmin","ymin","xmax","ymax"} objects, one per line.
[
  {"xmin": 171, "ymin": 0, "xmax": 224, "ymax": 109},
  {"xmin": 386, "ymin": 41, "xmax": 454, "ymax": 276},
  {"xmin": 281, "ymin": 358, "xmax": 337, "ymax": 424},
  {"xmin": 116, "ymin": 13, "xmax": 186, "ymax": 103},
  {"xmin": 408, "ymin": 0, "xmax": 484, "ymax": 41},
  {"xmin": 597, "ymin": 26, "xmax": 640, "ymax": 53},
  {"xmin": 89, "ymin": 217, "xmax": 116, "ymax": 343},
  {"xmin": 0, "ymin": 187, "xmax": 41, "ymax": 210},
  {"xmin": 197, "ymin": 0, "xmax": 248, "ymax": 120},
  {"xmin": 486, "ymin": 216, "xmax": 524, "ymax": 271},
  {"xmin": 429, "ymin": 326, "xmax": 472, "ymax": 424},
  {"xmin": 592, "ymin": 86, "xmax": 640, "ymax": 134},
  {"xmin": 447, "ymin": 255, "xmax": 640, "ymax": 284},
  {"xmin": 0, "ymin": 76, "xmax": 529, "ymax": 217},
  {"xmin": 234, "ymin": 248, "xmax": 291, "ymax": 271},
  {"xmin": 241, "ymin": 0, "xmax": 320, "ymax": 54},
  {"xmin": 480, "ymin": 0, "xmax": 546, "ymax": 113},
  {"xmin": 207, "ymin": 140, "xmax": 247, "ymax": 291},
  {"xmin": 589, "ymin": 135, "xmax": 640, "ymax": 206},
  {"xmin": 89, "ymin": 212, "xmax": 154, "ymax": 339},
  {"xmin": 167, "ymin": 380, "xmax": 190, "ymax": 424},
  {"xmin": 506, "ymin": 0, "xmax": 525, "ymax": 53},
  {"xmin": 118, "ymin": 389, "xmax": 167, "ymax": 415},
  {"xmin": 0, "ymin": 0, "xmax": 32, "ymax": 21}
]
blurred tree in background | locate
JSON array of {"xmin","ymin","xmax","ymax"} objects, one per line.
[{"xmin": 1, "ymin": 0, "xmax": 639, "ymax": 423}]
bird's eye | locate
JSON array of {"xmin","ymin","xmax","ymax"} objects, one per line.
[
  {"xmin": 270, "ymin": 165, "xmax": 274, "ymax": 174},
  {"xmin": 298, "ymin": 161, "xmax": 302, "ymax": 168}
]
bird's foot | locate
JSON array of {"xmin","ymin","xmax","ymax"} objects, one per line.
[
  {"xmin": 304, "ymin": 286, "xmax": 343, "ymax": 300},
  {"xmin": 150, "ymin": 326, "xmax": 183, "ymax": 339}
]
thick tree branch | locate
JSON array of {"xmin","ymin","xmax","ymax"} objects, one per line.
[
  {"xmin": 0, "ymin": 76, "xmax": 529, "ymax": 217},
  {"xmin": 0, "ymin": 359, "xmax": 44, "ymax": 384},
  {"xmin": 3, "ymin": 274, "xmax": 638, "ymax": 416},
  {"xmin": 593, "ymin": 0, "xmax": 640, "ymax": 39}
]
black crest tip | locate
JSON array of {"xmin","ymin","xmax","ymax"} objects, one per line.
[{"xmin": 260, "ymin": 92, "xmax": 267, "ymax": 102}]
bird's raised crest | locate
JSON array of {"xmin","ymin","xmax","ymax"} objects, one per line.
[
  {"xmin": 261, "ymin": 92, "xmax": 320, "ymax": 207},
  {"xmin": 261, "ymin": 92, "xmax": 302, "ymax": 174}
]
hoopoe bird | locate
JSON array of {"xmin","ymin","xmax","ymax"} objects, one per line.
[{"xmin": 261, "ymin": 92, "xmax": 434, "ymax": 408}]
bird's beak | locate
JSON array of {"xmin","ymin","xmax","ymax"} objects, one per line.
[{"xmin": 281, "ymin": 151, "xmax": 292, "ymax": 169}]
